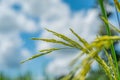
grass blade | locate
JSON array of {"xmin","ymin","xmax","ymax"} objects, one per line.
[
  {"xmin": 32, "ymin": 38, "xmax": 74, "ymax": 47},
  {"xmin": 98, "ymin": 0, "xmax": 120, "ymax": 79},
  {"xmin": 69, "ymin": 28, "xmax": 89, "ymax": 46},
  {"xmin": 21, "ymin": 51, "xmax": 51, "ymax": 64},
  {"xmin": 101, "ymin": 17, "xmax": 120, "ymax": 33},
  {"xmin": 45, "ymin": 28, "xmax": 83, "ymax": 49},
  {"xmin": 114, "ymin": 0, "xmax": 120, "ymax": 12}
]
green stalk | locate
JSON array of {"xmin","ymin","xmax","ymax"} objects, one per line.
[{"xmin": 98, "ymin": 0, "xmax": 120, "ymax": 79}]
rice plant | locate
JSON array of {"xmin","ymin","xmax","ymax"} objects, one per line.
[{"xmin": 21, "ymin": 0, "xmax": 120, "ymax": 80}]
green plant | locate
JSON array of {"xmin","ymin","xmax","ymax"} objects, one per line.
[
  {"xmin": 99, "ymin": 0, "xmax": 120, "ymax": 79},
  {"xmin": 0, "ymin": 72, "xmax": 33, "ymax": 80},
  {"xmin": 21, "ymin": 0, "xmax": 120, "ymax": 80}
]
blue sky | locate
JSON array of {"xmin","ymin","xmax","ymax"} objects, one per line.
[
  {"xmin": 1, "ymin": 0, "xmax": 116, "ymax": 79},
  {"xmin": 63, "ymin": 0, "xmax": 96, "ymax": 11}
]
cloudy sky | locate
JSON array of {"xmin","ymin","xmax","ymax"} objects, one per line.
[{"xmin": 0, "ymin": 0, "xmax": 117, "ymax": 79}]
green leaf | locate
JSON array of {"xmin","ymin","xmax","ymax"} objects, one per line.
[
  {"xmin": 21, "ymin": 51, "xmax": 51, "ymax": 64},
  {"xmin": 114, "ymin": 0, "xmax": 120, "ymax": 12},
  {"xmin": 32, "ymin": 38, "xmax": 74, "ymax": 47},
  {"xmin": 70, "ymin": 28, "xmax": 88, "ymax": 46},
  {"xmin": 40, "ymin": 48, "xmax": 60, "ymax": 53},
  {"xmin": 45, "ymin": 28, "xmax": 83, "ymax": 49},
  {"xmin": 101, "ymin": 17, "xmax": 120, "ymax": 33}
]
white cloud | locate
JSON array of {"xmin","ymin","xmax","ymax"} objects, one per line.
[
  {"xmin": 21, "ymin": 48, "xmax": 32, "ymax": 59},
  {"xmin": 0, "ymin": 33, "xmax": 22, "ymax": 69},
  {"xmin": 17, "ymin": 14, "xmax": 38, "ymax": 33},
  {"xmin": 46, "ymin": 57, "xmax": 71, "ymax": 77},
  {"xmin": 22, "ymin": 0, "xmax": 67, "ymax": 17},
  {"xmin": 0, "ymin": 2, "xmax": 38, "ymax": 33},
  {"xmin": 0, "ymin": 1, "xmax": 38, "ymax": 69},
  {"xmin": 1, "ymin": 0, "xmax": 63, "ymax": 17}
]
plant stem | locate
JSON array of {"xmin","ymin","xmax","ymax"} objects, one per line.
[
  {"xmin": 98, "ymin": 0, "xmax": 120, "ymax": 79},
  {"xmin": 115, "ymin": 5, "xmax": 120, "ymax": 28}
]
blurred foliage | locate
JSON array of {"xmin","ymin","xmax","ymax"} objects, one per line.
[{"xmin": 0, "ymin": 72, "xmax": 32, "ymax": 80}]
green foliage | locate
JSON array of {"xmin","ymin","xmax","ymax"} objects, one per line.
[
  {"xmin": 0, "ymin": 72, "xmax": 33, "ymax": 80},
  {"xmin": 99, "ymin": 0, "xmax": 120, "ymax": 79},
  {"xmin": 114, "ymin": 0, "xmax": 120, "ymax": 12},
  {"xmin": 101, "ymin": 17, "xmax": 120, "ymax": 33}
]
